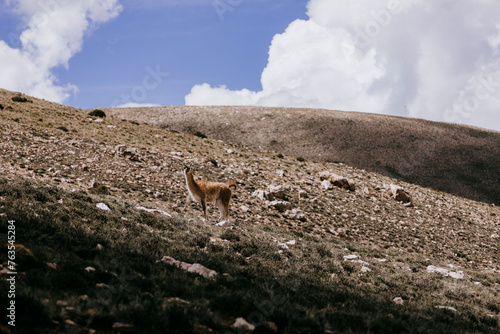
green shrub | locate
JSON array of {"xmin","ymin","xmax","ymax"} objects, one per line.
[
  {"xmin": 88, "ymin": 109, "xmax": 106, "ymax": 118},
  {"xmin": 193, "ymin": 131, "xmax": 207, "ymax": 139},
  {"xmin": 12, "ymin": 95, "xmax": 30, "ymax": 103},
  {"xmin": 277, "ymin": 153, "xmax": 284, "ymax": 159}
]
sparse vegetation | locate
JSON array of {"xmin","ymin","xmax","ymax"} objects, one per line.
[
  {"xmin": 1, "ymin": 176, "xmax": 499, "ymax": 333},
  {"xmin": 88, "ymin": 109, "xmax": 106, "ymax": 118}
]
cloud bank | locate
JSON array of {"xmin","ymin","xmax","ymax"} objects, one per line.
[
  {"xmin": 0, "ymin": 0, "xmax": 122, "ymax": 103},
  {"xmin": 186, "ymin": 0, "xmax": 500, "ymax": 131}
]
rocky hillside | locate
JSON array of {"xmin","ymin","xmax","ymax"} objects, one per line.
[
  {"xmin": 0, "ymin": 88, "xmax": 499, "ymax": 333},
  {"xmin": 104, "ymin": 105, "xmax": 500, "ymax": 206}
]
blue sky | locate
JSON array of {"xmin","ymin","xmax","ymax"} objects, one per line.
[
  {"xmin": 1, "ymin": 0, "xmax": 500, "ymax": 132},
  {"xmin": 0, "ymin": 0, "xmax": 309, "ymax": 109}
]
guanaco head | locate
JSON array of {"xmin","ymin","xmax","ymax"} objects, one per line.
[{"xmin": 182, "ymin": 162, "xmax": 192, "ymax": 175}]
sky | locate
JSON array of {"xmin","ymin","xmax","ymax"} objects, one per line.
[{"xmin": 1, "ymin": 0, "xmax": 500, "ymax": 132}]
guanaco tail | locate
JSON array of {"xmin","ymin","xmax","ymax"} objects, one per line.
[{"xmin": 183, "ymin": 164, "xmax": 237, "ymax": 222}]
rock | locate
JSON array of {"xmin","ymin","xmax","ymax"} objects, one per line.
[
  {"xmin": 267, "ymin": 185, "xmax": 287, "ymax": 200},
  {"xmin": 284, "ymin": 208, "xmax": 305, "ymax": 221},
  {"xmin": 298, "ymin": 190, "xmax": 308, "ymax": 199},
  {"xmin": 426, "ymin": 265, "xmax": 464, "ymax": 279},
  {"xmin": 343, "ymin": 255, "xmax": 359, "ymax": 261},
  {"xmin": 56, "ymin": 300, "xmax": 68, "ymax": 307},
  {"xmin": 387, "ymin": 184, "xmax": 412, "ymax": 206},
  {"xmin": 330, "ymin": 174, "xmax": 356, "ymax": 191},
  {"xmin": 240, "ymin": 205, "xmax": 250, "ymax": 212},
  {"xmin": 65, "ymin": 319, "xmax": 76, "ymax": 326},
  {"xmin": 84, "ymin": 266, "xmax": 96, "ymax": 273},
  {"xmin": 435, "ymin": 305, "xmax": 457, "ymax": 312},
  {"xmin": 112, "ymin": 322, "xmax": 136, "ymax": 333},
  {"xmin": 321, "ymin": 180, "xmax": 333, "ymax": 190},
  {"xmin": 393, "ymin": 297, "xmax": 404, "ymax": 305},
  {"xmin": 136, "ymin": 206, "xmax": 172, "ymax": 217},
  {"xmin": 96, "ymin": 244, "xmax": 104, "ymax": 251},
  {"xmin": 268, "ymin": 200, "xmax": 293, "ymax": 213},
  {"xmin": 319, "ymin": 171, "xmax": 331, "ymax": 180},
  {"xmin": 263, "ymin": 321, "xmax": 278, "ymax": 333},
  {"xmin": 46, "ymin": 262, "xmax": 57, "ymax": 270},
  {"xmin": 232, "ymin": 317, "xmax": 255, "ymax": 332},
  {"xmin": 252, "ymin": 189, "xmax": 269, "ymax": 201},
  {"xmin": 193, "ymin": 324, "xmax": 214, "ymax": 334},
  {"xmin": 360, "ymin": 266, "xmax": 371, "ymax": 273},
  {"xmin": 96, "ymin": 203, "xmax": 110, "ymax": 211},
  {"xmin": 160, "ymin": 256, "xmax": 217, "ymax": 279}
]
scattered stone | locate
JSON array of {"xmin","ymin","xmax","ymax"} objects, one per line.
[
  {"xmin": 319, "ymin": 171, "xmax": 332, "ymax": 180},
  {"xmin": 435, "ymin": 306, "xmax": 457, "ymax": 312},
  {"xmin": 96, "ymin": 244, "xmax": 104, "ymax": 251},
  {"xmin": 116, "ymin": 144, "xmax": 141, "ymax": 161},
  {"xmin": 360, "ymin": 266, "xmax": 371, "ymax": 273},
  {"xmin": 84, "ymin": 266, "xmax": 96, "ymax": 273},
  {"xmin": 96, "ymin": 203, "xmax": 110, "ymax": 211},
  {"xmin": 46, "ymin": 262, "xmax": 57, "ymax": 270},
  {"xmin": 393, "ymin": 297, "xmax": 404, "ymax": 305},
  {"xmin": 160, "ymin": 256, "xmax": 217, "ymax": 279},
  {"xmin": 65, "ymin": 319, "xmax": 76, "ymax": 326},
  {"xmin": 252, "ymin": 189, "xmax": 268, "ymax": 201},
  {"xmin": 284, "ymin": 208, "xmax": 306, "ymax": 220},
  {"xmin": 427, "ymin": 265, "xmax": 464, "ymax": 279},
  {"xmin": 298, "ymin": 190, "xmax": 308, "ymax": 199},
  {"xmin": 56, "ymin": 300, "xmax": 68, "ymax": 307},
  {"xmin": 343, "ymin": 255, "xmax": 359, "ymax": 261},
  {"xmin": 193, "ymin": 324, "xmax": 214, "ymax": 334},
  {"xmin": 267, "ymin": 200, "xmax": 293, "ymax": 213},
  {"xmin": 216, "ymin": 221, "xmax": 227, "ymax": 227},
  {"xmin": 387, "ymin": 184, "xmax": 413, "ymax": 206},
  {"xmin": 263, "ymin": 321, "xmax": 278, "ymax": 333},
  {"xmin": 267, "ymin": 185, "xmax": 287, "ymax": 200},
  {"xmin": 232, "ymin": 317, "xmax": 255, "ymax": 332},
  {"xmin": 136, "ymin": 206, "xmax": 172, "ymax": 217},
  {"xmin": 330, "ymin": 174, "xmax": 356, "ymax": 192},
  {"xmin": 240, "ymin": 205, "xmax": 250, "ymax": 212},
  {"xmin": 321, "ymin": 180, "xmax": 333, "ymax": 190},
  {"xmin": 165, "ymin": 297, "xmax": 190, "ymax": 305},
  {"xmin": 112, "ymin": 322, "xmax": 136, "ymax": 333}
]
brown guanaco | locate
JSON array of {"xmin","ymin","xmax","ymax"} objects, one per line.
[{"xmin": 183, "ymin": 164, "xmax": 237, "ymax": 222}]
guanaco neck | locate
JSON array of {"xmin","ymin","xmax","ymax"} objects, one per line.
[{"xmin": 184, "ymin": 168, "xmax": 201, "ymax": 196}]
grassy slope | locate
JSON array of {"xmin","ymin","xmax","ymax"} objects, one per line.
[
  {"xmin": 0, "ymin": 89, "xmax": 499, "ymax": 333},
  {"xmin": 104, "ymin": 106, "xmax": 500, "ymax": 206}
]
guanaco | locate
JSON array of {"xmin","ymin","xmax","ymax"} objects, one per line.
[{"xmin": 183, "ymin": 164, "xmax": 237, "ymax": 222}]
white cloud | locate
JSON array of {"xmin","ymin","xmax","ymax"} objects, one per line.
[
  {"xmin": 0, "ymin": 0, "xmax": 122, "ymax": 103},
  {"xmin": 186, "ymin": 0, "xmax": 500, "ymax": 132},
  {"xmin": 114, "ymin": 102, "xmax": 160, "ymax": 108}
]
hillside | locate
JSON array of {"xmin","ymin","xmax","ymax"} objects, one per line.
[
  {"xmin": 0, "ymin": 88, "xmax": 499, "ymax": 333},
  {"xmin": 104, "ymin": 105, "xmax": 500, "ymax": 206}
]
